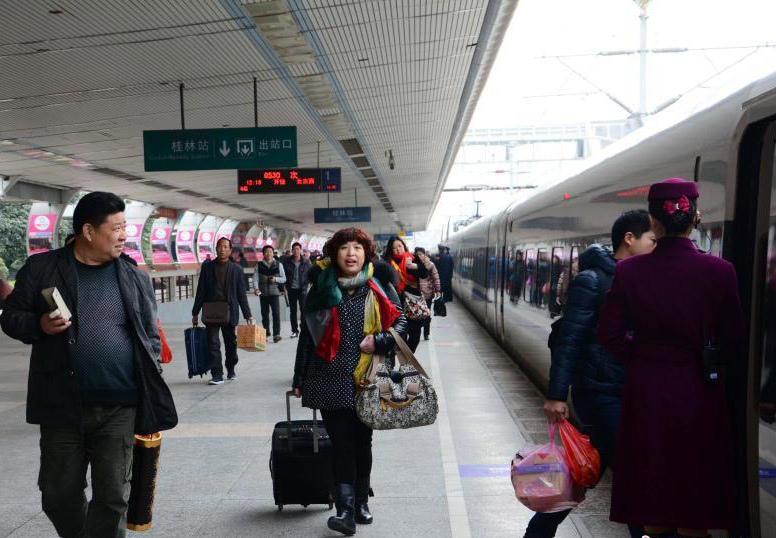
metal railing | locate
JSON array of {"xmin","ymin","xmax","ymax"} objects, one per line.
[{"xmin": 150, "ymin": 268, "xmax": 256, "ymax": 304}]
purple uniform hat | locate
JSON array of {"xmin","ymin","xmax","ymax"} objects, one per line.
[{"xmin": 647, "ymin": 178, "xmax": 699, "ymax": 201}]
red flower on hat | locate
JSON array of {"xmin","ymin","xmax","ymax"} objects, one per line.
[{"xmin": 663, "ymin": 195, "xmax": 691, "ymax": 216}]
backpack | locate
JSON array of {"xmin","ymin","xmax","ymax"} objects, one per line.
[{"xmin": 547, "ymin": 267, "xmax": 610, "ymax": 356}]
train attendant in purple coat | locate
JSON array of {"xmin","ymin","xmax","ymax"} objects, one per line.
[{"xmin": 597, "ymin": 178, "xmax": 744, "ymax": 538}]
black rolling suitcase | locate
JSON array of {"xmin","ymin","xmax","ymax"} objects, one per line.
[{"xmin": 269, "ymin": 391, "xmax": 334, "ymax": 511}]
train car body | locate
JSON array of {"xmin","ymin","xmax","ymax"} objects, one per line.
[{"xmin": 448, "ymin": 72, "xmax": 776, "ymax": 537}]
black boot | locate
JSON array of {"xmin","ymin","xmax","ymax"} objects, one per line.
[
  {"xmin": 327, "ymin": 484, "xmax": 356, "ymax": 536},
  {"xmin": 355, "ymin": 482, "xmax": 373, "ymax": 525}
]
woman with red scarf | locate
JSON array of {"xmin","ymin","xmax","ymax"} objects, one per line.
[
  {"xmin": 292, "ymin": 227, "xmax": 407, "ymax": 535},
  {"xmin": 383, "ymin": 236, "xmax": 429, "ymax": 352}
]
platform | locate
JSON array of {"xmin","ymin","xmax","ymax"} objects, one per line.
[{"xmin": 0, "ymin": 303, "xmax": 628, "ymax": 538}]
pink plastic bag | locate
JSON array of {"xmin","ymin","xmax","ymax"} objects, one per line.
[{"xmin": 511, "ymin": 422, "xmax": 582, "ymax": 513}]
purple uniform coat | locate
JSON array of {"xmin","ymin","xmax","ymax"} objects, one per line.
[{"xmin": 597, "ymin": 237, "xmax": 743, "ymax": 529}]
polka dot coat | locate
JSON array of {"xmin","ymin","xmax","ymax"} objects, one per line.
[{"xmin": 300, "ymin": 285, "xmax": 368, "ymax": 411}]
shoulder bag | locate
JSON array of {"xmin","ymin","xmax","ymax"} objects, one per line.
[{"xmin": 355, "ymin": 328, "xmax": 438, "ymax": 430}]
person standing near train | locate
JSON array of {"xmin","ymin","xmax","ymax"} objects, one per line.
[
  {"xmin": 524, "ymin": 209, "xmax": 656, "ymax": 538},
  {"xmin": 434, "ymin": 244, "xmax": 454, "ymax": 303},
  {"xmin": 597, "ymin": 179, "xmax": 743, "ymax": 538}
]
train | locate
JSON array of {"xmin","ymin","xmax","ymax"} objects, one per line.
[{"xmin": 447, "ymin": 71, "xmax": 776, "ymax": 537}]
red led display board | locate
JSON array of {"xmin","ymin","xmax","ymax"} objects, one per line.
[{"xmin": 238, "ymin": 168, "xmax": 341, "ymax": 194}]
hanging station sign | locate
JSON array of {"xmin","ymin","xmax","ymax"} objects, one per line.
[
  {"xmin": 313, "ymin": 207, "xmax": 371, "ymax": 223},
  {"xmin": 237, "ymin": 168, "xmax": 341, "ymax": 194},
  {"xmin": 143, "ymin": 127, "xmax": 297, "ymax": 171}
]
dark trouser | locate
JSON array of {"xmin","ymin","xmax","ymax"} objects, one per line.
[
  {"xmin": 320, "ymin": 409, "xmax": 373, "ymax": 500},
  {"xmin": 39, "ymin": 405, "xmax": 136, "ymax": 538},
  {"xmin": 423, "ymin": 298, "xmax": 433, "ymax": 338},
  {"xmin": 288, "ymin": 288, "xmax": 305, "ymax": 334},
  {"xmin": 523, "ymin": 389, "xmax": 642, "ymax": 538},
  {"xmin": 406, "ymin": 318, "xmax": 424, "ymax": 353},
  {"xmin": 260, "ymin": 295, "xmax": 281, "ymax": 337},
  {"xmin": 206, "ymin": 323, "xmax": 238, "ymax": 379},
  {"xmin": 442, "ymin": 284, "xmax": 452, "ymax": 302}
]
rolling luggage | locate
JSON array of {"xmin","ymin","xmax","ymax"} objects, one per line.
[
  {"xmin": 184, "ymin": 326, "xmax": 210, "ymax": 378},
  {"xmin": 269, "ymin": 391, "xmax": 334, "ymax": 511}
]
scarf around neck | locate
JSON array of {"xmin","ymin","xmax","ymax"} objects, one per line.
[
  {"xmin": 391, "ymin": 252, "xmax": 416, "ymax": 293},
  {"xmin": 304, "ymin": 258, "xmax": 400, "ymax": 382}
]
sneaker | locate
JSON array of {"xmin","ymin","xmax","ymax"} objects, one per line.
[
  {"xmin": 423, "ymin": 335, "xmax": 430, "ymax": 341},
  {"xmin": 291, "ymin": 331, "xmax": 299, "ymax": 338},
  {"xmin": 274, "ymin": 335, "xmax": 282, "ymax": 343},
  {"xmin": 227, "ymin": 372, "xmax": 236, "ymax": 381},
  {"xmin": 208, "ymin": 378, "xmax": 224, "ymax": 385}
]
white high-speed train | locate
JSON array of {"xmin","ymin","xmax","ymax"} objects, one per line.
[{"xmin": 447, "ymin": 72, "xmax": 776, "ymax": 537}]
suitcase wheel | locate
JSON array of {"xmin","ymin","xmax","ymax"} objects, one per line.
[
  {"xmin": 302, "ymin": 504, "xmax": 308, "ymax": 508},
  {"xmin": 277, "ymin": 505, "xmax": 283, "ymax": 512}
]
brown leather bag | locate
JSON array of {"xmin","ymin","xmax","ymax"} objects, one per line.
[{"xmin": 202, "ymin": 302, "xmax": 230, "ymax": 325}]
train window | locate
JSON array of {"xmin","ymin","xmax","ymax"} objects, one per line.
[
  {"xmin": 510, "ymin": 249, "xmax": 524, "ymax": 303},
  {"xmin": 536, "ymin": 249, "xmax": 550, "ymax": 308},
  {"xmin": 523, "ymin": 250, "xmax": 536, "ymax": 302},
  {"xmin": 549, "ymin": 247, "xmax": 568, "ymax": 315}
]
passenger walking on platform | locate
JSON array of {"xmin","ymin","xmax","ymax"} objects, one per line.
[
  {"xmin": 283, "ymin": 242, "xmax": 312, "ymax": 338},
  {"xmin": 525, "ymin": 210, "xmax": 654, "ymax": 538},
  {"xmin": 384, "ymin": 236, "xmax": 428, "ymax": 352},
  {"xmin": 292, "ymin": 227, "xmax": 407, "ymax": 535},
  {"xmin": 0, "ymin": 192, "xmax": 177, "ymax": 538},
  {"xmin": 254, "ymin": 245, "xmax": 286, "ymax": 342},
  {"xmin": 192, "ymin": 237, "xmax": 254, "ymax": 384},
  {"xmin": 415, "ymin": 247, "xmax": 441, "ymax": 340},
  {"xmin": 433, "ymin": 244, "xmax": 454, "ymax": 302},
  {"xmin": 598, "ymin": 179, "xmax": 743, "ymax": 538},
  {"xmin": 238, "ymin": 250, "xmax": 250, "ymax": 287}
]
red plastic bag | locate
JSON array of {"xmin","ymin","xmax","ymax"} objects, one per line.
[
  {"xmin": 511, "ymin": 423, "xmax": 581, "ymax": 513},
  {"xmin": 157, "ymin": 320, "xmax": 172, "ymax": 364},
  {"xmin": 558, "ymin": 418, "xmax": 601, "ymax": 488}
]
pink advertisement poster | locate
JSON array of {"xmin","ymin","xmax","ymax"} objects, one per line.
[
  {"xmin": 27, "ymin": 213, "xmax": 57, "ymax": 255},
  {"xmin": 244, "ymin": 236, "xmax": 257, "ymax": 262},
  {"xmin": 197, "ymin": 231, "xmax": 214, "ymax": 262},
  {"xmin": 122, "ymin": 223, "xmax": 145, "ymax": 265},
  {"xmin": 176, "ymin": 229, "xmax": 196, "ymax": 263},
  {"xmin": 150, "ymin": 225, "xmax": 172, "ymax": 264}
]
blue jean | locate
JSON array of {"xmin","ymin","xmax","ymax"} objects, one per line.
[{"xmin": 523, "ymin": 389, "xmax": 643, "ymax": 538}]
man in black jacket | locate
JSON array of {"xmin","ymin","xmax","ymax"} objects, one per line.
[
  {"xmin": 0, "ymin": 192, "xmax": 177, "ymax": 538},
  {"xmin": 523, "ymin": 210, "xmax": 655, "ymax": 538},
  {"xmin": 433, "ymin": 244, "xmax": 454, "ymax": 302},
  {"xmin": 282, "ymin": 241, "xmax": 312, "ymax": 338},
  {"xmin": 193, "ymin": 237, "xmax": 253, "ymax": 385}
]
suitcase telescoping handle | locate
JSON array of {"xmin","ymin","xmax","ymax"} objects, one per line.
[{"xmin": 285, "ymin": 390, "xmax": 320, "ymax": 454}]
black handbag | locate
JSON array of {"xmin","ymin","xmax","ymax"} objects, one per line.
[
  {"xmin": 202, "ymin": 302, "xmax": 230, "ymax": 325},
  {"xmin": 433, "ymin": 299, "xmax": 447, "ymax": 317}
]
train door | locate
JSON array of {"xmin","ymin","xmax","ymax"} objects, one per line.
[
  {"xmin": 729, "ymin": 116, "xmax": 776, "ymax": 538},
  {"xmin": 491, "ymin": 211, "xmax": 508, "ymax": 340}
]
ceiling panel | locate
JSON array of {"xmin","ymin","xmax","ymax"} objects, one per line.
[{"xmin": 0, "ymin": 0, "xmax": 516, "ymax": 234}]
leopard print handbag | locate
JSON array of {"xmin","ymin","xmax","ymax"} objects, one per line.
[{"xmin": 355, "ymin": 328, "xmax": 438, "ymax": 430}]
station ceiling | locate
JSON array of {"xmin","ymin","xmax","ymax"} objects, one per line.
[{"xmin": 0, "ymin": 0, "xmax": 516, "ymax": 235}]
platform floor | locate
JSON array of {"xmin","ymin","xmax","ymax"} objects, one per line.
[{"xmin": 0, "ymin": 303, "xmax": 629, "ymax": 538}]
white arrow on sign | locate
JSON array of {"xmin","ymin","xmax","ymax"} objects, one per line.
[{"xmin": 219, "ymin": 141, "xmax": 230, "ymax": 157}]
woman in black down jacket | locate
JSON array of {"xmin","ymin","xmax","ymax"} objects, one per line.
[{"xmin": 292, "ymin": 227, "xmax": 407, "ymax": 535}]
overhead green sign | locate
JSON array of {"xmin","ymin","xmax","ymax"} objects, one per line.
[{"xmin": 143, "ymin": 127, "xmax": 297, "ymax": 171}]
